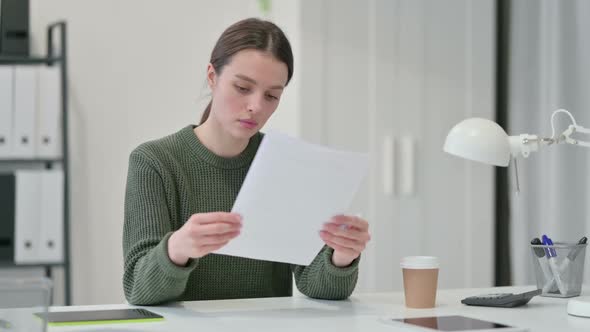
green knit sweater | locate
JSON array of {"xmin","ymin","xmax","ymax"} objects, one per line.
[{"xmin": 122, "ymin": 125, "xmax": 359, "ymax": 305}]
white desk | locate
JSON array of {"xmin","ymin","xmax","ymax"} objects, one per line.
[{"xmin": 49, "ymin": 286, "xmax": 590, "ymax": 331}]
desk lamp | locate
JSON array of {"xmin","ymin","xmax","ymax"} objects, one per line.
[
  {"xmin": 443, "ymin": 109, "xmax": 590, "ymax": 317},
  {"xmin": 443, "ymin": 109, "xmax": 590, "ymax": 192}
]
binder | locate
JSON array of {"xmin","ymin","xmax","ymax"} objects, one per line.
[
  {"xmin": 37, "ymin": 66, "xmax": 62, "ymax": 159},
  {"xmin": 0, "ymin": 66, "xmax": 14, "ymax": 158},
  {"xmin": 38, "ymin": 169, "xmax": 64, "ymax": 263},
  {"xmin": 14, "ymin": 170, "xmax": 42, "ymax": 264},
  {"xmin": 0, "ymin": 174, "xmax": 16, "ymax": 262},
  {"xmin": 0, "ymin": 0, "xmax": 30, "ymax": 56},
  {"xmin": 13, "ymin": 65, "xmax": 38, "ymax": 159}
]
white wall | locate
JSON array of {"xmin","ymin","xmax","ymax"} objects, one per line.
[
  {"xmin": 29, "ymin": 0, "xmax": 301, "ymax": 305},
  {"xmin": 299, "ymin": 0, "xmax": 495, "ymax": 292}
]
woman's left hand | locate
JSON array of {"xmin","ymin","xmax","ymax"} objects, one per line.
[{"xmin": 319, "ymin": 215, "xmax": 371, "ymax": 267}]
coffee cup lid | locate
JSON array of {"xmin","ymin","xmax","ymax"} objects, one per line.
[{"xmin": 400, "ymin": 256, "xmax": 439, "ymax": 269}]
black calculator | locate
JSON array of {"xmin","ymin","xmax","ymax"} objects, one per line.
[{"xmin": 461, "ymin": 289, "xmax": 541, "ymax": 308}]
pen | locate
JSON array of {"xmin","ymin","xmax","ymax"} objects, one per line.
[
  {"xmin": 542, "ymin": 236, "xmax": 587, "ymax": 293},
  {"xmin": 542, "ymin": 235, "xmax": 567, "ymax": 295},
  {"xmin": 558, "ymin": 236, "xmax": 587, "ymax": 272},
  {"xmin": 531, "ymin": 238, "xmax": 555, "ymax": 292}
]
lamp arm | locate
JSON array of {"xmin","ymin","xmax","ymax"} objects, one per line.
[
  {"xmin": 506, "ymin": 110, "xmax": 588, "ymax": 195},
  {"xmin": 560, "ymin": 124, "xmax": 590, "ymax": 148},
  {"xmin": 511, "ymin": 110, "xmax": 590, "ymax": 158},
  {"xmin": 547, "ymin": 109, "xmax": 590, "ymax": 147}
]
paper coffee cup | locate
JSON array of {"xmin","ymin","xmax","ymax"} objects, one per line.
[{"xmin": 401, "ymin": 256, "xmax": 439, "ymax": 308}]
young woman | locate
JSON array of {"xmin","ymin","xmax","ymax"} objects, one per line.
[{"xmin": 123, "ymin": 18, "xmax": 371, "ymax": 305}]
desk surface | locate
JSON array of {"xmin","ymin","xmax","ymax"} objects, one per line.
[{"xmin": 49, "ymin": 285, "xmax": 590, "ymax": 331}]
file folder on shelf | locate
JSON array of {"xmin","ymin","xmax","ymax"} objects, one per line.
[
  {"xmin": 37, "ymin": 66, "xmax": 62, "ymax": 159},
  {"xmin": 14, "ymin": 169, "xmax": 64, "ymax": 264},
  {"xmin": 38, "ymin": 170, "xmax": 64, "ymax": 263},
  {"xmin": 13, "ymin": 66, "xmax": 38, "ymax": 159},
  {"xmin": 14, "ymin": 170, "xmax": 42, "ymax": 264},
  {"xmin": 0, "ymin": 67, "xmax": 14, "ymax": 158}
]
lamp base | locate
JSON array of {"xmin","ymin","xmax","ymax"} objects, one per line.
[{"xmin": 567, "ymin": 297, "xmax": 590, "ymax": 317}]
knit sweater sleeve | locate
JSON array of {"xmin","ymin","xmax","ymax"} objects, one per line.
[
  {"xmin": 292, "ymin": 245, "xmax": 359, "ymax": 300},
  {"xmin": 122, "ymin": 150, "xmax": 198, "ymax": 305}
]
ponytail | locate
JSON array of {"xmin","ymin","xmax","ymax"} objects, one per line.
[{"xmin": 200, "ymin": 101, "xmax": 212, "ymax": 125}]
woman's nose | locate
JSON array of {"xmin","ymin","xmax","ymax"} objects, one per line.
[{"xmin": 247, "ymin": 95, "xmax": 264, "ymax": 113}]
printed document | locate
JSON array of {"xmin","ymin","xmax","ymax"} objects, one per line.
[{"xmin": 216, "ymin": 130, "xmax": 368, "ymax": 266}]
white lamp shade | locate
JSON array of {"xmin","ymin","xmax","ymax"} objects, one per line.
[{"xmin": 443, "ymin": 118, "xmax": 511, "ymax": 167}]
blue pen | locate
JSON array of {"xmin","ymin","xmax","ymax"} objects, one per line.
[
  {"xmin": 532, "ymin": 238, "xmax": 555, "ymax": 292},
  {"xmin": 542, "ymin": 235, "xmax": 557, "ymax": 257},
  {"xmin": 542, "ymin": 234, "xmax": 567, "ymax": 295},
  {"xmin": 540, "ymin": 235, "xmax": 557, "ymax": 293},
  {"xmin": 542, "ymin": 236, "xmax": 587, "ymax": 294}
]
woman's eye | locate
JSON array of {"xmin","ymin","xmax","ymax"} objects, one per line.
[
  {"xmin": 266, "ymin": 94, "xmax": 278, "ymax": 101},
  {"xmin": 236, "ymin": 85, "xmax": 250, "ymax": 93}
]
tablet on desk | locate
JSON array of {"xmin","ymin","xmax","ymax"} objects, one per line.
[
  {"xmin": 35, "ymin": 308, "xmax": 164, "ymax": 326},
  {"xmin": 384, "ymin": 315, "xmax": 527, "ymax": 332}
]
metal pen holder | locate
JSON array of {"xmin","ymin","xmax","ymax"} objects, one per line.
[{"xmin": 530, "ymin": 242, "xmax": 587, "ymax": 298}]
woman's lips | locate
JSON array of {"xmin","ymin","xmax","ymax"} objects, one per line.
[{"xmin": 239, "ymin": 119, "xmax": 258, "ymax": 129}]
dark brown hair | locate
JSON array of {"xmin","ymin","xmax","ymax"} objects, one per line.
[{"xmin": 199, "ymin": 18, "xmax": 294, "ymax": 124}]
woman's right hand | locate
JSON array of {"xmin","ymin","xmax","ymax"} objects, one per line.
[{"xmin": 167, "ymin": 212, "xmax": 242, "ymax": 266}]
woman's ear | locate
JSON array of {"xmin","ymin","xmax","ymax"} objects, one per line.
[{"xmin": 207, "ymin": 63, "xmax": 217, "ymax": 91}]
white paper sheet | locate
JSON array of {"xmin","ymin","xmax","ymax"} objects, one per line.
[{"xmin": 215, "ymin": 130, "xmax": 368, "ymax": 266}]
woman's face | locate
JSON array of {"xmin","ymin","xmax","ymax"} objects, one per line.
[{"xmin": 207, "ymin": 49, "xmax": 289, "ymax": 140}]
